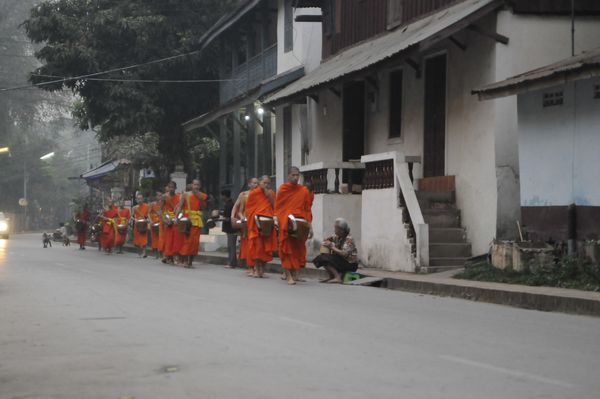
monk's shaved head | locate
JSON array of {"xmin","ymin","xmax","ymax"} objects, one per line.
[{"xmin": 288, "ymin": 166, "xmax": 300, "ymax": 185}]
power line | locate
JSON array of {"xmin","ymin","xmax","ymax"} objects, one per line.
[
  {"xmin": 30, "ymin": 74, "xmax": 242, "ymax": 84},
  {"xmin": 0, "ymin": 48, "xmax": 209, "ymax": 92}
]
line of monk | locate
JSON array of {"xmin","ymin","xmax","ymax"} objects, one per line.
[{"xmin": 75, "ymin": 167, "xmax": 314, "ymax": 284}]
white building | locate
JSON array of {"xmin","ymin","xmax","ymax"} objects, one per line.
[
  {"xmin": 474, "ymin": 47, "xmax": 600, "ymax": 245},
  {"xmin": 264, "ymin": 0, "xmax": 600, "ymax": 272}
]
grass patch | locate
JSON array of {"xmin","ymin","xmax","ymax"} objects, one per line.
[{"xmin": 454, "ymin": 257, "xmax": 600, "ymax": 292}]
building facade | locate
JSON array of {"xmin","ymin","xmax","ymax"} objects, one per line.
[{"xmin": 265, "ymin": 0, "xmax": 600, "ymax": 271}]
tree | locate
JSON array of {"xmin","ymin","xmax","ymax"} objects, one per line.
[{"xmin": 23, "ymin": 0, "xmax": 237, "ymax": 176}]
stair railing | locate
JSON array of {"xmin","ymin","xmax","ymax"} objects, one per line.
[{"xmin": 394, "ymin": 157, "xmax": 429, "ymax": 268}]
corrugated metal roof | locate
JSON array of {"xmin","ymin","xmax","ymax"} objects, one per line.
[
  {"xmin": 473, "ymin": 47, "xmax": 600, "ymax": 99},
  {"xmin": 264, "ymin": 0, "xmax": 500, "ymax": 104},
  {"xmin": 81, "ymin": 159, "xmax": 130, "ymax": 181}
]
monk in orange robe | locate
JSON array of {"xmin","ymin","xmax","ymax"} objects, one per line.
[
  {"xmin": 115, "ymin": 203, "xmax": 131, "ymax": 254},
  {"xmin": 149, "ymin": 192, "xmax": 162, "ymax": 258},
  {"xmin": 231, "ymin": 177, "xmax": 259, "ymax": 274},
  {"xmin": 246, "ymin": 175, "xmax": 277, "ymax": 278},
  {"xmin": 100, "ymin": 199, "xmax": 119, "ymax": 254},
  {"xmin": 275, "ymin": 166, "xmax": 313, "ymax": 285},
  {"xmin": 132, "ymin": 193, "xmax": 150, "ymax": 258},
  {"xmin": 176, "ymin": 179, "xmax": 208, "ymax": 268},
  {"xmin": 75, "ymin": 205, "xmax": 90, "ymax": 250},
  {"xmin": 161, "ymin": 181, "xmax": 183, "ymax": 264}
]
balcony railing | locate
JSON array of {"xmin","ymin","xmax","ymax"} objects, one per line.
[
  {"xmin": 300, "ymin": 161, "xmax": 365, "ymax": 194},
  {"xmin": 220, "ymin": 44, "xmax": 277, "ymax": 104}
]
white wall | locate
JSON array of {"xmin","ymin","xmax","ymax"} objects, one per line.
[
  {"xmin": 361, "ymin": 188, "xmax": 416, "ymax": 272},
  {"xmin": 493, "ymin": 11, "xmax": 600, "ymax": 237},
  {"xmin": 277, "ymin": 0, "xmax": 322, "ymax": 74},
  {"xmin": 518, "ymin": 79, "xmax": 600, "ymax": 207}
]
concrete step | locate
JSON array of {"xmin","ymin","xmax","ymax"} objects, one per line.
[
  {"xmin": 420, "ymin": 265, "xmax": 465, "ymax": 274},
  {"xmin": 429, "ymin": 257, "xmax": 469, "ymax": 266},
  {"xmin": 429, "ymin": 242, "xmax": 472, "ymax": 258},
  {"xmin": 429, "ymin": 227, "xmax": 467, "ymax": 243},
  {"xmin": 423, "ymin": 209, "xmax": 461, "ymax": 227},
  {"xmin": 416, "ymin": 190, "xmax": 455, "ymax": 203}
]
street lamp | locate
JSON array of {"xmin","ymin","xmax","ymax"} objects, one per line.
[{"xmin": 0, "ymin": 146, "xmax": 10, "ymax": 154}]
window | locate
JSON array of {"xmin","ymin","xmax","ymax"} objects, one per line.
[
  {"xmin": 542, "ymin": 91, "xmax": 563, "ymax": 107},
  {"xmin": 594, "ymin": 83, "xmax": 600, "ymax": 99},
  {"xmin": 284, "ymin": 0, "xmax": 293, "ymax": 52},
  {"xmin": 389, "ymin": 69, "xmax": 403, "ymax": 138}
]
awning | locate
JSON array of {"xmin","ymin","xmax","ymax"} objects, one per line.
[
  {"xmin": 264, "ymin": 0, "xmax": 502, "ymax": 105},
  {"xmin": 80, "ymin": 159, "xmax": 130, "ymax": 181},
  {"xmin": 473, "ymin": 47, "xmax": 600, "ymax": 100},
  {"xmin": 182, "ymin": 66, "xmax": 305, "ymax": 132}
]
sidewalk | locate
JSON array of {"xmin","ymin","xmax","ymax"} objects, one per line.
[{"xmin": 103, "ymin": 242, "xmax": 600, "ymax": 317}]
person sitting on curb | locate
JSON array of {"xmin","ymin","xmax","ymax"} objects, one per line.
[{"xmin": 313, "ymin": 218, "xmax": 358, "ymax": 284}]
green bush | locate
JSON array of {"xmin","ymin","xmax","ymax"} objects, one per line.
[{"xmin": 455, "ymin": 257, "xmax": 600, "ymax": 292}]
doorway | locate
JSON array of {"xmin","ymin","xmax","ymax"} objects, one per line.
[
  {"xmin": 423, "ymin": 54, "xmax": 447, "ymax": 178},
  {"xmin": 342, "ymin": 81, "xmax": 366, "ymax": 162}
]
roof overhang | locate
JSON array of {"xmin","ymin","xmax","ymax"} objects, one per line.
[
  {"xmin": 183, "ymin": 66, "xmax": 305, "ymax": 132},
  {"xmin": 198, "ymin": 0, "xmax": 263, "ymax": 51},
  {"xmin": 264, "ymin": 0, "xmax": 503, "ymax": 105},
  {"xmin": 473, "ymin": 47, "xmax": 600, "ymax": 100},
  {"xmin": 81, "ymin": 159, "xmax": 131, "ymax": 181}
]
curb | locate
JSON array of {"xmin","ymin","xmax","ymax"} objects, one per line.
[
  {"xmin": 378, "ymin": 277, "xmax": 600, "ymax": 317},
  {"xmin": 88, "ymin": 242, "xmax": 600, "ymax": 317}
]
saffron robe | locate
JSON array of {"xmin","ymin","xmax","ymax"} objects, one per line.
[
  {"xmin": 133, "ymin": 203, "xmax": 149, "ymax": 247},
  {"xmin": 100, "ymin": 206, "xmax": 119, "ymax": 249},
  {"xmin": 149, "ymin": 202, "xmax": 161, "ymax": 250},
  {"xmin": 115, "ymin": 207, "xmax": 131, "ymax": 247},
  {"xmin": 163, "ymin": 193, "xmax": 183, "ymax": 257},
  {"xmin": 179, "ymin": 191, "xmax": 207, "ymax": 256},
  {"xmin": 275, "ymin": 183, "xmax": 312, "ymax": 270},
  {"xmin": 75, "ymin": 210, "xmax": 90, "ymax": 246},
  {"xmin": 236, "ymin": 191, "xmax": 253, "ymax": 267},
  {"xmin": 246, "ymin": 187, "xmax": 277, "ymax": 263}
]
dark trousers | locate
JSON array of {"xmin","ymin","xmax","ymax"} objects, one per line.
[{"xmin": 227, "ymin": 234, "xmax": 238, "ymax": 267}]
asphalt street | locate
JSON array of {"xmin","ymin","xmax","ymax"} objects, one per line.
[{"xmin": 1, "ymin": 234, "xmax": 599, "ymax": 399}]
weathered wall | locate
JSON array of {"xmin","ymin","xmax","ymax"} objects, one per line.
[
  {"xmin": 493, "ymin": 11, "xmax": 600, "ymax": 239},
  {"xmin": 361, "ymin": 188, "xmax": 416, "ymax": 272},
  {"xmin": 518, "ymin": 79, "xmax": 600, "ymax": 207}
]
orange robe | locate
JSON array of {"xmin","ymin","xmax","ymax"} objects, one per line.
[
  {"xmin": 149, "ymin": 202, "xmax": 161, "ymax": 250},
  {"xmin": 180, "ymin": 192, "xmax": 208, "ymax": 256},
  {"xmin": 133, "ymin": 203, "xmax": 149, "ymax": 247},
  {"xmin": 100, "ymin": 206, "xmax": 119, "ymax": 249},
  {"xmin": 236, "ymin": 191, "xmax": 253, "ymax": 267},
  {"xmin": 246, "ymin": 188, "xmax": 277, "ymax": 263},
  {"xmin": 76, "ymin": 210, "xmax": 90, "ymax": 246},
  {"xmin": 275, "ymin": 183, "xmax": 312, "ymax": 270},
  {"xmin": 115, "ymin": 207, "xmax": 131, "ymax": 247},
  {"xmin": 163, "ymin": 193, "xmax": 183, "ymax": 257}
]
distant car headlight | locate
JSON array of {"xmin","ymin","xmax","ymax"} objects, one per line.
[{"xmin": 0, "ymin": 221, "xmax": 7, "ymax": 232}]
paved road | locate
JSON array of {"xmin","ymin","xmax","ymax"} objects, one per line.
[{"xmin": 1, "ymin": 234, "xmax": 599, "ymax": 399}]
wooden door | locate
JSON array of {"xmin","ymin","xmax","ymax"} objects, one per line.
[{"xmin": 423, "ymin": 54, "xmax": 447, "ymax": 178}]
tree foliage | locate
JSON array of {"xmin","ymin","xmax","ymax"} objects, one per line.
[{"xmin": 23, "ymin": 0, "xmax": 237, "ymax": 174}]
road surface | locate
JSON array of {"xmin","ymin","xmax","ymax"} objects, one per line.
[{"xmin": 1, "ymin": 234, "xmax": 599, "ymax": 399}]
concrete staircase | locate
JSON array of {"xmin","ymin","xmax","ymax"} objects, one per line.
[{"xmin": 417, "ymin": 191, "xmax": 471, "ymax": 273}]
